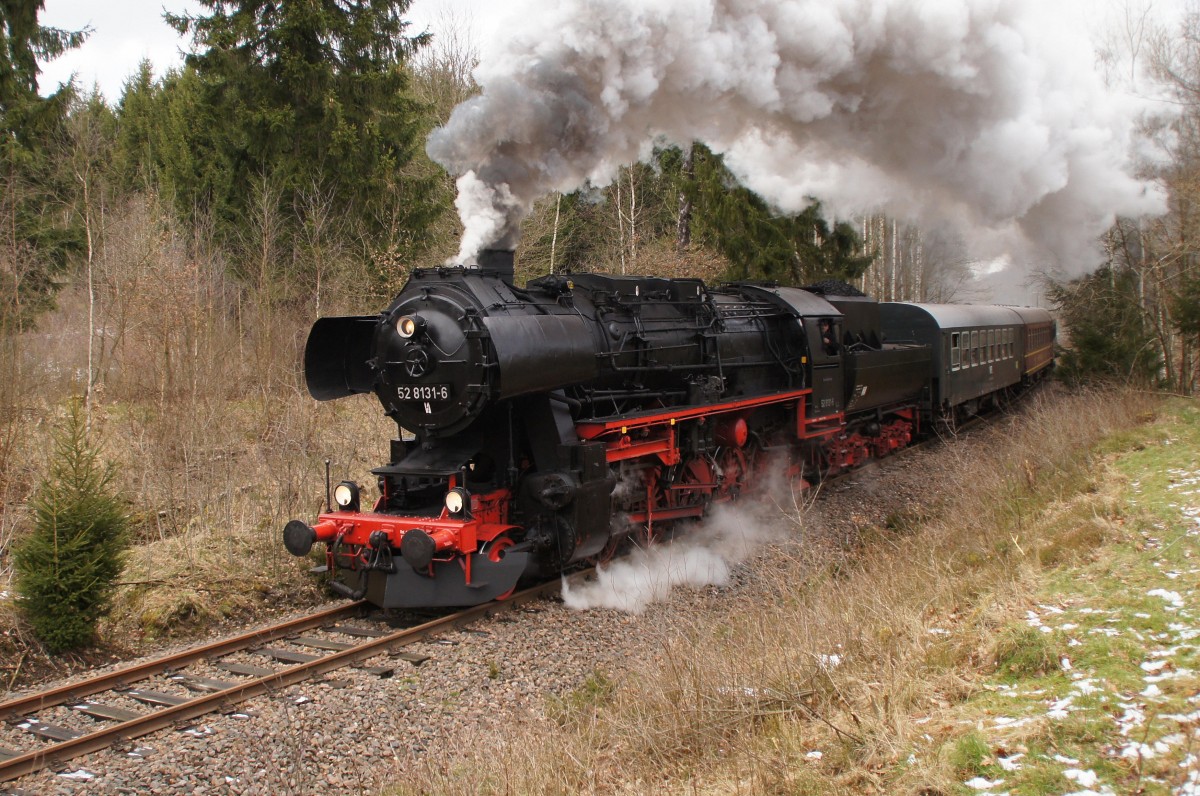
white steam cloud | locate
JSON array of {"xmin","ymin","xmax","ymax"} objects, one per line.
[
  {"xmin": 562, "ymin": 479, "xmax": 804, "ymax": 613},
  {"xmin": 427, "ymin": 0, "xmax": 1166, "ymax": 273}
]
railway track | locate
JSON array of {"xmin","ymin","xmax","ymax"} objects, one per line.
[
  {"xmin": 0, "ymin": 391, "xmax": 1036, "ymax": 787},
  {"xmin": 0, "ymin": 578, "xmax": 564, "ymax": 784}
]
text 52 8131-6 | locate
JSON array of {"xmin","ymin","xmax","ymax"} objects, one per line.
[{"xmin": 397, "ymin": 384, "xmax": 450, "ymax": 401}]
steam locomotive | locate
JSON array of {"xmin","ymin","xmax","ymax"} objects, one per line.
[{"xmin": 283, "ymin": 250, "xmax": 1055, "ymax": 608}]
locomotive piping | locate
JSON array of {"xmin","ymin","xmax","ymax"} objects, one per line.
[{"xmin": 328, "ymin": 576, "xmax": 364, "ymax": 600}]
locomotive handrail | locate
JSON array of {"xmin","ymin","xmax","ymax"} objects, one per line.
[{"xmin": 575, "ymin": 388, "xmax": 812, "ymax": 439}]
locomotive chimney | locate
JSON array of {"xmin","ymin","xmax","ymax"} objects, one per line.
[{"xmin": 478, "ymin": 248, "xmax": 515, "ymax": 282}]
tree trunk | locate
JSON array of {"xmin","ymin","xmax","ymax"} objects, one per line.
[
  {"xmin": 676, "ymin": 144, "xmax": 693, "ymax": 254},
  {"xmin": 81, "ymin": 174, "xmax": 94, "ymax": 432},
  {"xmin": 616, "ymin": 177, "xmax": 626, "ymax": 275},
  {"xmin": 551, "ymin": 193, "xmax": 561, "ymax": 273},
  {"xmin": 629, "ymin": 165, "xmax": 637, "ymax": 270}
]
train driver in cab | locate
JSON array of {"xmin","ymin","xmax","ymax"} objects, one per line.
[{"xmin": 820, "ymin": 319, "xmax": 838, "ymax": 355}]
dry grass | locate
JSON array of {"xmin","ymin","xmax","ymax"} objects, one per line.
[
  {"xmin": 0, "ymin": 191, "xmax": 1154, "ymax": 784},
  {"xmin": 392, "ymin": 387, "xmax": 1152, "ymax": 795},
  {"xmin": 0, "ymin": 191, "xmax": 741, "ymax": 674},
  {"xmin": 0, "ymin": 197, "xmax": 401, "ymax": 670}
]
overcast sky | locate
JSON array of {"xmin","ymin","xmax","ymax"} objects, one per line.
[
  {"xmin": 38, "ymin": 1, "xmax": 1191, "ymax": 103},
  {"xmin": 37, "ymin": 0, "xmax": 506, "ymax": 102}
]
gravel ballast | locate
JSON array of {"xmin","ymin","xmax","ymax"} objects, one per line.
[{"xmin": 2, "ymin": 443, "xmax": 944, "ymax": 796}]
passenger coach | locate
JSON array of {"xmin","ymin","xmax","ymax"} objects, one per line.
[{"xmin": 879, "ymin": 303, "xmax": 1055, "ymax": 417}]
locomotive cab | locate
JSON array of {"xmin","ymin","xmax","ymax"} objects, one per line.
[
  {"xmin": 802, "ymin": 315, "xmax": 844, "ymax": 416},
  {"xmin": 735, "ymin": 284, "xmax": 846, "ymax": 416}
]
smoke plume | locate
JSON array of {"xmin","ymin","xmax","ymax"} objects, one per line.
[
  {"xmin": 427, "ymin": 0, "xmax": 1165, "ymax": 273},
  {"xmin": 561, "ymin": 500, "xmax": 794, "ymax": 613},
  {"xmin": 562, "ymin": 457, "xmax": 806, "ymax": 613}
]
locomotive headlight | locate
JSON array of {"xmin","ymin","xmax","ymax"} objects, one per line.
[
  {"xmin": 444, "ymin": 487, "xmax": 469, "ymax": 516},
  {"xmin": 396, "ymin": 314, "xmax": 424, "ymax": 339},
  {"xmin": 333, "ymin": 481, "xmax": 361, "ymax": 512}
]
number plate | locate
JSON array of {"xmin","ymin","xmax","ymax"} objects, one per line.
[{"xmin": 396, "ymin": 384, "xmax": 451, "ymax": 402}]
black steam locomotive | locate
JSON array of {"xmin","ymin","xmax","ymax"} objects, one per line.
[{"xmin": 284, "ymin": 250, "xmax": 1055, "ymax": 608}]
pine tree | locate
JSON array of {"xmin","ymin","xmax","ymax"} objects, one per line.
[
  {"xmin": 0, "ymin": 1, "xmax": 88, "ymax": 327},
  {"xmin": 1171, "ymin": 274, "xmax": 1200, "ymax": 391},
  {"xmin": 684, "ymin": 144, "xmax": 872, "ymax": 285},
  {"xmin": 1049, "ymin": 266, "xmax": 1163, "ymax": 386},
  {"xmin": 14, "ymin": 400, "xmax": 130, "ymax": 653},
  {"xmin": 164, "ymin": 0, "xmax": 442, "ymax": 257},
  {"xmin": 113, "ymin": 62, "xmax": 227, "ymax": 214}
]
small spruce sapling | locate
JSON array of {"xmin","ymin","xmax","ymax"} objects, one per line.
[{"xmin": 13, "ymin": 400, "xmax": 130, "ymax": 653}]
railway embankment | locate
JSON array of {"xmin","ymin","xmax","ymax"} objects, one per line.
[
  {"xmin": 386, "ymin": 390, "xmax": 1197, "ymax": 795},
  {"xmin": 923, "ymin": 399, "xmax": 1200, "ymax": 795},
  {"xmin": 2, "ymin": 388, "xmax": 1194, "ymax": 795}
]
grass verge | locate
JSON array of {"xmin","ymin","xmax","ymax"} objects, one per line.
[
  {"xmin": 390, "ymin": 388, "xmax": 1196, "ymax": 795},
  {"xmin": 905, "ymin": 396, "xmax": 1200, "ymax": 795}
]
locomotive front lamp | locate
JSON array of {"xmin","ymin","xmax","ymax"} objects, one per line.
[
  {"xmin": 333, "ymin": 481, "xmax": 361, "ymax": 512},
  {"xmin": 445, "ymin": 487, "xmax": 469, "ymax": 516},
  {"xmin": 396, "ymin": 315, "xmax": 424, "ymax": 339}
]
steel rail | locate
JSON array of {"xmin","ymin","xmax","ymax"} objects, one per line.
[
  {"xmin": 0, "ymin": 600, "xmax": 370, "ymax": 722},
  {"xmin": 0, "ymin": 580, "xmax": 562, "ymax": 783},
  {"xmin": 0, "ymin": 386, "xmax": 1045, "ymax": 784}
]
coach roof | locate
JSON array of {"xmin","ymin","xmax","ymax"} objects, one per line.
[{"xmin": 880, "ymin": 302, "xmax": 1026, "ymax": 329}]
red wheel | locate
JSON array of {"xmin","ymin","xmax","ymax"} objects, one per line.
[
  {"xmin": 674, "ymin": 456, "xmax": 715, "ymax": 507},
  {"xmin": 484, "ymin": 535, "xmax": 516, "ymax": 600},
  {"xmin": 717, "ymin": 447, "xmax": 748, "ymax": 499}
]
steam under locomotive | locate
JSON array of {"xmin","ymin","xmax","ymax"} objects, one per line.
[{"xmin": 283, "ymin": 250, "xmax": 1055, "ymax": 608}]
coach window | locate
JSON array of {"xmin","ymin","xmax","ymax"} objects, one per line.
[
  {"xmin": 951, "ymin": 333, "xmax": 961, "ymax": 370},
  {"xmin": 991, "ymin": 329, "xmax": 997, "ymax": 361},
  {"xmin": 971, "ymin": 330, "xmax": 979, "ymax": 365}
]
